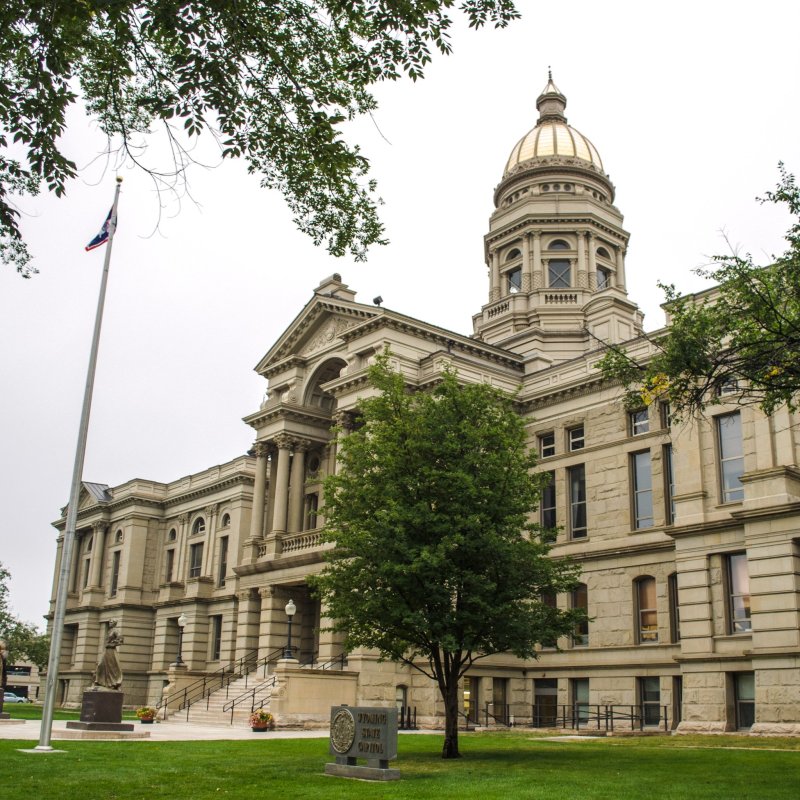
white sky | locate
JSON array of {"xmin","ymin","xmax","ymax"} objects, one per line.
[{"xmin": 1, "ymin": 1, "xmax": 798, "ymax": 625}]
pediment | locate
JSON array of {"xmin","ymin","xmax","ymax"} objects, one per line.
[{"xmin": 255, "ymin": 296, "xmax": 378, "ymax": 375}]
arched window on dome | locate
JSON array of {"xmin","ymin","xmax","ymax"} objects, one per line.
[
  {"xmin": 549, "ymin": 239, "xmax": 570, "ymax": 250},
  {"xmin": 596, "ymin": 246, "xmax": 611, "ymax": 259},
  {"xmin": 548, "ymin": 259, "xmax": 571, "ymax": 288},
  {"xmin": 505, "ymin": 248, "xmax": 521, "ymax": 262}
]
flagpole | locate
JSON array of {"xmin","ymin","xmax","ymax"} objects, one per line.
[{"xmin": 34, "ymin": 177, "xmax": 123, "ymax": 752}]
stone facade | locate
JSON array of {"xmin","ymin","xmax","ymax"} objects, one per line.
[{"xmin": 46, "ymin": 77, "xmax": 800, "ymax": 734}]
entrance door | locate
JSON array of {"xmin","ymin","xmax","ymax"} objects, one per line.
[
  {"xmin": 463, "ymin": 677, "xmax": 480, "ymax": 724},
  {"xmin": 493, "ymin": 678, "xmax": 508, "ymax": 724},
  {"xmin": 534, "ymin": 678, "xmax": 558, "ymax": 727}
]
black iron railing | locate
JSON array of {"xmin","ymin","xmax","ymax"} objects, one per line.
[
  {"xmin": 529, "ymin": 703, "xmax": 670, "ymax": 732},
  {"xmin": 398, "ymin": 705, "xmax": 417, "ymax": 730},
  {"xmin": 484, "ymin": 702, "xmax": 512, "ymax": 727}
]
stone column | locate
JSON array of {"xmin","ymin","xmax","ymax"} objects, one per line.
[
  {"xmin": 578, "ymin": 231, "xmax": 588, "ymax": 288},
  {"xmin": 521, "ymin": 233, "xmax": 532, "ymax": 292},
  {"xmin": 489, "ymin": 251, "xmax": 500, "ymax": 302},
  {"xmin": 532, "ymin": 232, "xmax": 543, "ymax": 289},
  {"xmin": 176, "ymin": 513, "xmax": 189, "ymax": 581},
  {"xmin": 616, "ymin": 245, "xmax": 627, "ymax": 290},
  {"xmin": 333, "ymin": 411, "xmax": 354, "ymax": 475},
  {"xmin": 50, "ymin": 536, "xmax": 64, "ymax": 604},
  {"xmin": 235, "ymin": 589, "xmax": 262, "ymax": 663},
  {"xmin": 317, "ymin": 443, "xmax": 333, "ymax": 528},
  {"xmin": 288, "ymin": 440, "xmax": 309, "ymax": 534},
  {"xmin": 69, "ymin": 530, "xmax": 82, "ymax": 593},
  {"xmin": 270, "ymin": 436, "xmax": 293, "ymax": 534},
  {"xmin": 248, "ymin": 442, "xmax": 270, "ymax": 541},
  {"xmin": 258, "ymin": 585, "xmax": 289, "ymax": 662},
  {"xmin": 202, "ymin": 504, "xmax": 217, "ymax": 574},
  {"xmin": 588, "ymin": 234, "xmax": 597, "ymax": 283},
  {"xmin": 265, "ymin": 447, "xmax": 278, "ymax": 536},
  {"xmin": 88, "ymin": 522, "xmax": 107, "ymax": 588}
]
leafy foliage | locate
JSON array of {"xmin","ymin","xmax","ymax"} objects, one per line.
[
  {"xmin": 1, "ymin": 1, "xmax": 519, "ymax": 275},
  {"xmin": 598, "ymin": 166, "xmax": 800, "ymax": 418},
  {"xmin": 311, "ymin": 355, "xmax": 583, "ymax": 758},
  {"xmin": 0, "ymin": 561, "xmax": 48, "ymax": 668}
]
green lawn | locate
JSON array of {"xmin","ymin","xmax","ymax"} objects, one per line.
[{"xmin": 1, "ymin": 732, "xmax": 798, "ymax": 800}]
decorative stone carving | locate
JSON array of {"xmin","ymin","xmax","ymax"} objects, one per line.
[
  {"xmin": 254, "ymin": 441, "xmax": 271, "ymax": 458},
  {"xmin": 258, "ymin": 585, "xmax": 277, "ymax": 599},
  {"xmin": 303, "ymin": 317, "xmax": 356, "ymax": 356},
  {"xmin": 274, "ymin": 433, "xmax": 294, "ymax": 450}
]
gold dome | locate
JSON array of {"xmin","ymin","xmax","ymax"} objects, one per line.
[{"xmin": 503, "ymin": 75, "xmax": 604, "ymax": 175}]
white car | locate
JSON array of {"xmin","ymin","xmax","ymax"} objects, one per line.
[{"xmin": 3, "ymin": 692, "xmax": 31, "ymax": 703}]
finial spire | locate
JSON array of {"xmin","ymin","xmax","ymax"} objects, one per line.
[
  {"xmin": 548, "ymin": 66, "xmax": 552, "ymax": 81},
  {"xmin": 536, "ymin": 70, "xmax": 567, "ymax": 123}
]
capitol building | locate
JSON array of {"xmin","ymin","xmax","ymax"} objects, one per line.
[{"xmin": 47, "ymin": 76, "xmax": 800, "ymax": 735}]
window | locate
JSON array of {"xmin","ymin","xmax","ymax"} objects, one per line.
[
  {"xmin": 505, "ymin": 248, "xmax": 521, "ymax": 261},
  {"xmin": 659, "ymin": 402, "xmax": 671, "ymax": 430},
  {"xmin": 165, "ymin": 549, "xmax": 175, "ymax": 583},
  {"xmin": 629, "ymin": 409, "xmax": 649, "ymax": 436},
  {"xmin": 549, "ymin": 239, "xmax": 570, "ymax": 250},
  {"xmin": 568, "ymin": 425, "xmax": 584, "ymax": 451},
  {"xmin": 192, "ymin": 517, "xmax": 206, "ymax": 535},
  {"xmin": 596, "ymin": 267, "xmax": 611, "ymax": 289},
  {"xmin": 110, "ymin": 551, "xmax": 121, "ymax": 596},
  {"xmin": 115, "ymin": 529, "xmax": 123, "ymax": 543},
  {"xmin": 717, "ymin": 378, "xmax": 739, "ymax": 396},
  {"xmin": 463, "ymin": 676, "xmax": 480, "ymax": 724},
  {"xmin": 572, "ymin": 678, "xmax": 590, "ymax": 723},
  {"xmin": 734, "ymin": 672, "xmax": 755, "ymax": 729},
  {"xmin": 668, "ymin": 573, "xmax": 681, "ymax": 642},
  {"xmin": 663, "ymin": 444, "xmax": 675, "ymax": 524},
  {"xmin": 596, "ymin": 246, "xmax": 611, "ymax": 259},
  {"xmin": 727, "ymin": 553, "xmax": 751, "ymax": 633},
  {"xmin": 218, "ymin": 537, "xmax": 228, "ymax": 587},
  {"xmin": 86, "ymin": 535, "xmax": 93, "ymax": 552},
  {"xmin": 541, "ymin": 471, "xmax": 556, "ymax": 529},
  {"xmin": 540, "ymin": 593, "xmax": 558, "ymax": 647},
  {"xmin": 210, "ymin": 615, "xmax": 222, "ymax": 661},
  {"xmin": 568, "ymin": 465, "xmax": 587, "ymax": 539},
  {"xmin": 167, "ymin": 528, "xmax": 177, "ymax": 542},
  {"xmin": 81, "ymin": 558, "xmax": 91, "ymax": 589},
  {"xmin": 534, "ymin": 679, "xmax": 558, "ymax": 727},
  {"xmin": 572, "ymin": 583, "xmax": 588, "ymax": 646},
  {"xmin": 189, "ymin": 542, "xmax": 204, "ymax": 579},
  {"xmin": 548, "ymin": 259, "xmax": 571, "ymax": 288},
  {"xmin": 717, "ymin": 412, "xmax": 744, "ymax": 502},
  {"xmin": 539, "ymin": 432, "xmax": 556, "ymax": 458},
  {"xmin": 631, "ymin": 451, "xmax": 654, "ymax": 529},
  {"xmin": 507, "ymin": 267, "xmax": 522, "ymax": 294},
  {"xmin": 221, "ymin": 513, "xmax": 231, "ymax": 528},
  {"xmin": 492, "ymin": 678, "xmax": 508, "ymax": 724},
  {"xmin": 396, "ymin": 684, "xmax": 408, "ymax": 715},
  {"xmin": 639, "ymin": 677, "xmax": 661, "ymax": 727},
  {"xmin": 304, "ymin": 493, "xmax": 319, "ymax": 530},
  {"xmin": 635, "ymin": 576, "xmax": 658, "ymax": 643}
]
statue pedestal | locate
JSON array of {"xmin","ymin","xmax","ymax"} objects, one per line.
[{"xmin": 66, "ymin": 690, "xmax": 133, "ymax": 732}]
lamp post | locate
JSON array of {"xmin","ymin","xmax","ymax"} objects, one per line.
[
  {"xmin": 175, "ymin": 613, "xmax": 188, "ymax": 666},
  {"xmin": 284, "ymin": 599, "xmax": 296, "ymax": 659}
]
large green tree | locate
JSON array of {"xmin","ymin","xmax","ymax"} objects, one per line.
[
  {"xmin": 311, "ymin": 357, "xmax": 583, "ymax": 759},
  {"xmin": 1, "ymin": 0, "xmax": 519, "ymax": 276},
  {"xmin": 598, "ymin": 167, "xmax": 800, "ymax": 418},
  {"xmin": 0, "ymin": 562, "xmax": 49, "ymax": 668}
]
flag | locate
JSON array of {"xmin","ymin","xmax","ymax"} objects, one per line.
[{"xmin": 85, "ymin": 205, "xmax": 118, "ymax": 251}]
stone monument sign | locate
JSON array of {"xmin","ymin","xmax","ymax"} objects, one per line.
[{"xmin": 325, "ymin": 705, "xmax": 400, "ymax": 781}]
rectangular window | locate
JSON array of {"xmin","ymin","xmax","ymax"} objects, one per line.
[
  {"xmin": 668, "ymin": 573, "xmax": 681, "ymax": 643},
  {"xmin": 540, "ymin": 471, "xmax": 556, "ymax": 529},
  {"xmin": 165, "ymin": 549, "xmax": 175, "ymax": 583},
  {"xmin": 663, "ymin": 444, "xmax": 675, "ymax": 524},
  {"xmin": 630, "ymin": 409, "xmax": 649, "ymax": 436},
  {"xmin": 568, "ymin": 464, "xmax": 587, "ymax": 539},
  {"xmin": 82, "ymin": 558, "xmax": 91, "ymax": 589},
  {"xmin": 636, "ymin": 577, "xmax": 658, "ymax": 643},
  {"xmin": 303, "ymin": 493, "xmax": 319, "ymax": 531},
  {"xmin": 717, "ymin": 412, "xmax": 744, "ymax": 502},
  {"xmin": 639, "ymin": 677, "xmax": 661, "ymax": 727},
  {"xmin": 507, "ymin": 267, "xmax": 522, "ymax": 293},
  {"xmin": 217, "ymin": 537, "xmax": 228, "ymax": 587},
  {"xmin": 572, "ymin": 678, "xmax": 590, "ymax": 724},
  {"xmin": 728, "ymin": 553, "xmax": 751, "ymax": 633},
  {"xmin": 210, "ymin": 615, "xmax": 222, "ymax": 661},
  {"xmin": 463, "ymin": 676, "xmax": 480, "ymax": 724},
  {"xmin": 734, "ymin": 672, "xmax": 755, "ymax": 729},
  {"xmin": 631, "ymin": 451, "xmax": 654, "ymax": 529},
  {"xmin": 568, "ymin": 425, "xmax": 585, "ymax": 451},
  {"xmin": 549, "ymin": 259, "xmax": 571, "ymax": 288},
  {"xmin": 572, "ymin": 583, "xmax": 589, "ymax": 646},
  {"xmin": 539, "ymin": 432, "xmax": 556, "ymax": 458},
  {"xmin": 659, "ymin": 401, "xmax": 671, "ymax": 430},
  {"xmin": 189, "ymin": 542, "xmax": 204, "ymax": 579},
  {"xmin": 492, "ymin": 678, "xmax": 508, "ymax": 724},
  {"xmin": 109, "ymin": 551, "xmax": 121, "ymax": 597}
]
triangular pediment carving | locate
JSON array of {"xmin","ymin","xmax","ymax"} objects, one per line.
[{"xmin": 255, "ymin": 296, "xmax": 378, "ymax": 374}]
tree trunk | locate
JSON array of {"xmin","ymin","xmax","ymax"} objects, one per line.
[{"xmin": 441, "ymin": 679, "xmax": 461, "ymax": 759}]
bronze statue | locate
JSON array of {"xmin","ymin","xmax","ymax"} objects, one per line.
[{"xmin": 93, "ymin": 620, "xmax": 123, "ymax": 690}]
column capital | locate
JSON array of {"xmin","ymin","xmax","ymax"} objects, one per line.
[
  {"xmin": 532, "ymin": 230, "xmax": 541, "ymax": 240},
  {"xmin": 253, "ymin": 441, "xmax": 271, "ymax": 458},
  {"xmin": 237, "ymin": 589, "xmax": 255, "ymax": 603},
  {"xmin": 293, "ymin": 438, "xmax": 313, "ymax": 453},
  {"xmin": 333, "ymin": 410, "xmax": 356, "ymax": 432},
  {"xmin": 274, "ymin": 433, "xmax": 294, "ymax": 450},
  {"xmin": 91, "ymin": 521, "xmax": 108, "ymax": 534},
  {"xmin": 177, "ymin": 513, "xmax": 189, "ymax": 525},
  {"xmin": 205, "ymin": 504, "xmax": 218, "ymax": 518},
  {"xmin": 259, "ymin": 585, "xmax": 277, "ymax": 599}
]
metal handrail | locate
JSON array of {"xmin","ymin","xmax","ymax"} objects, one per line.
[
  {"xmin": 529, "ymin": 703, "xmax": 670, "ymax": 732},
  {"xmin": 484, "ymin": 702, "xmax": 511, "ymax": 728},
  {"xmin": 458, "ymin": 709, "xmax": 476, "ymax": 731},
  {"xmin": 398, "ymin": 705, "xmax": 417, "ymax": 730}
]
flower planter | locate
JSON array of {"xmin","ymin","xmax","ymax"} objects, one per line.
[
  {"xmin": 140, "ymin": 718, "xmax": 155, "ymax": 725},
  {"xmin": 251, "ymin": 726, "xmax": 269, "ymax": 733}
]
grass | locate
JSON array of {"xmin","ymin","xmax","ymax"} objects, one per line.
[{"xmin": 1, "ymin": 732, "xmax": 798, "ymax": 799}]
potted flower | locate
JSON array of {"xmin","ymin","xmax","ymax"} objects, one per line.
[
  {"xmin": 249, "ymin": 708, "xmax": 274, "ymax": 732},
  {"xmin": 136, "ymin": 706, "xmax": 157, "ymax": 724}
]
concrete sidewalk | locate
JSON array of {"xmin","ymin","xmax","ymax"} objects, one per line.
[{"xmin": 0, "ymin": 719, "xmax": 330, "ymax": 742}]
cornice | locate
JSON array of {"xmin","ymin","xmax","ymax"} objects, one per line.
[
  {"xmin": 243, "ymin": 403, "xmax": 334, "ymax": 433},
  {"xmin": 486, "ymin": 215, "xmax": 629, "ymax": 252}
]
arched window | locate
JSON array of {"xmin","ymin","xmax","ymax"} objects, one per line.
[
  {"xmin": 505, "ymin": 248, "xmax": 521, "ymax": 262},
  {"xmin": 167, "ymin": 528, "xmax": 177, "ymax": 542},
  {"xmin": 192, "ymin": 517, "xmax": 206, "ymax": 536},
  {"xmin": 115, "ymin": 529, "xmax": 123, "ymax": 544},
  {"xmin": 549, "ymin": 239, "xmax": 570, "ymax": 250},
  {"xmin": 572, "ymin": 583, "xmax": 588, "ymax": 646},
  {"xmin": 221, "ymin": 513, "xmax": 231, "ymax": 528},
  {"xmin": 635, "ymin": 576, "xmax": 658, "ymax": 643},
  {"xmin": 596, "ymin": 246, "xmax": 611, "ymax": 259},
  {"xmin": 549, "ymin": 259, "xmax": 571, "ymax": 288}
]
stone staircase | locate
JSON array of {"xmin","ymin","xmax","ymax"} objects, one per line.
[{"xmin": 164, "ymin": 673, "xmax": 276, "ymax": 728}]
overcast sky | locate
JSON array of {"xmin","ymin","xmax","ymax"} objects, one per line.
[{"xmin": 1, "ymin": 1, "xmax": 798, "ymax": 626}]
